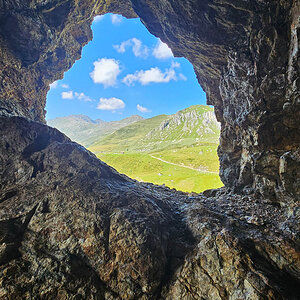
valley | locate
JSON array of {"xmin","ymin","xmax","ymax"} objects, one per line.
[{"xmin": 48, "ymin": 105, "xmax": 223, "ymax": 192}]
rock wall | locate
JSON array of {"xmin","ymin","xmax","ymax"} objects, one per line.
[
  {"xmin": 0, "ymin": 116, "xmax": 299, "ymax": 299},
  {"xmin": 0, "ymin": 0, "xmax": 136, "ymax": 121},
  {"xmin": 0, "ymin": 0, "xmax": 299, "ymax": 298},
  {"xmin": 0, "ymin": 0, "xmax": 299, "ymax": 202}
]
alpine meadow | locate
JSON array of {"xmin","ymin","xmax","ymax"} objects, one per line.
[{"xmin": 48, "ymin": 105, "xmax": 223, "ymax": 192}]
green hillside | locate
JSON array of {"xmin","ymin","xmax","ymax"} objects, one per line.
[
  {"xmin": 88, "ymin": 105, "xmax": 223, "ymax": 193},
  {"xmin": 88, "ymin": 114, "xmax": 169, "ymax": 153},
  {"xmin": 97, "ymin": 153, "xmax": 221, "ymax": 193},
  {"xmin": 48, "ymin": 105, "xmax": 223, "ymax": 193},
  {"xmin": 89, "ymin": 105, "xmax": 220, "ymax": 153}
]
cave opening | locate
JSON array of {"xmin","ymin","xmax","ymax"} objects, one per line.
[
  {"xmin": 0, "ymin": 2, "xmax": 299, "ymax": 298},
  {"xmin": 46, "ymin": 13, "xmax": 223, "ymax": 193}
]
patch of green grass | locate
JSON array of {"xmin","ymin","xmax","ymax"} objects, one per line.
[
  {"xmin": 151, "ymin": 144, "xmax": 219, "ymax": 172},
  {"xmin": 97, "ymin": 153, "xmax": 223, "ymax": 193}
]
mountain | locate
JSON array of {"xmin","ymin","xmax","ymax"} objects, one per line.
[
  {"xmin": 88, "ymin": 105, "xmax": 220, "ymax": 153},
  {"xmin": 47, "ymin": 114, "xmax": 144, "ymax": 147},
  {"xmin": 48, "ymin": 106, "xmax": 222, "ymax": 193},
  {"xmin": 88, "ymin": 105, "xmax": 222, "ymax": 193}
]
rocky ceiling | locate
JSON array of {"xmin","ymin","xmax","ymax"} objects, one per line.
[{"xmin": 0, "ymin": 0, "xmax": 299, "ymax": 298}]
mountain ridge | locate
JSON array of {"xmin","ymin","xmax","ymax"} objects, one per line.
[
  {"xmin": 87, "ymin": 105, "xmax": 222, "ymax": 193},
  {"xmin": 47, "ymin": 114, "xmax": 144, "ymax": 147},
  {"xmin": 89, "ymin": 105, "xmax": 220, "ymax": 154}
]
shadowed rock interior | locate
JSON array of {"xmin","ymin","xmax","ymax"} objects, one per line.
[{"xmin": 0, "ymin": 0, "xmax": 299, "ymax": 298}]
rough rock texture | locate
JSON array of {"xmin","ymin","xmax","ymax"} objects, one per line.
[
  {"xmin": 0, "ymin": 0, "xmax": 299, "ymax": 299},
  {"xmin": 0, "ymin": 117, "xmax": 299, "ymax": 299},
  {"xmin": 130, "ymin": 0, "xmax": 300, "ymax": 203},
  {"xmin": 0, "ymin": 0, "xmax": 136, "ymax": 121},
  {"xmin": 0, "ymin": 0, "xmax": 299, "ymax": 202}
]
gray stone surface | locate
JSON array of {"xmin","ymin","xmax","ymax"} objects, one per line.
[
  {"xmin": 0, "ymin": 116, "xmax": 299, "ymax": 299},
  {"xmin": 0, "ymin": 0, "xmax": 299, "ymax": 298},
  {"xmin": 0, "ymin": 0, "xmax": 299, "ymax": 201}
]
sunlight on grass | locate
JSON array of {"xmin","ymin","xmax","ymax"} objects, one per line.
[{"xmin": 97, "ymin": 152, "xmax": 223, "ymax": 193}]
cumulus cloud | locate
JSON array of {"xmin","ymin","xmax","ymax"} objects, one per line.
[
  {"xmin": 97, "ymin": 97, "xmax": 125, "ymax": 111},
  {"xmin": 122, "ymin": 62, "xmax": 186, "ymax": 86},
  {"xmin": 123, "ymin": 66, "xmax": 176, "ymax": 86},
  {"xmin": 50, "ymin": 81, "xmax": 70, "ymax": 89},
  {"xmin": 114, "ymin": 38, "xmax": 149, "ymax": 58},
  {"xmin": 61, "ymin": 91, "xmax": 74, "ymax": 99},
  {"xmin": 75, "ymin": 92, "xmax": 93, "ymax": 102},
  {"xmin": 153, "ymin": 39, "xmax": 173, "ymax": 59},
  {"xmin": 111, "ymin": 14, "xmax": 123, "ymax": 25},
  {"xmin": 137, "ymin": 104, "xmax": 151, "ymax": 113},
  {"xmin": 93, "ymin": 15, "xmax": 105, "ymax": 23},
  {"xmin": 50, "ymin": 81, "xmax": 58, "ymax": 89},
  {"xmin": 123, "ymin": 67, "xmax": 175, "ymax": 85},
  {"xmin": 90, "ymin": 58, "xmax": 121, "ymax": 87}
]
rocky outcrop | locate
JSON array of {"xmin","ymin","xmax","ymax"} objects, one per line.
[
  {"xmin": 146, "ymin": 105, "xmax": 220, "ymax": 143},
  {"xmin": 0, "ymin": 0, "xmax": 299, "ymax": 298},
  {"xmin": 0, "ymin": 116, "xmax": 299, "ymax": 299}
]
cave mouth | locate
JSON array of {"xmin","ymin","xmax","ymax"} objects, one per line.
[{"xmin": 46, "ymin": 13, "xmax": 223, "ymax": 193}]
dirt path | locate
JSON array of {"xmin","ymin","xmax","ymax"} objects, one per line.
[{"xmin": 150, "ymin": 155, "xmax": 218, "ymax": 174}]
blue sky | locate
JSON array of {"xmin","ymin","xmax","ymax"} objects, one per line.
[{"xmin": 46, "ymin": 14, "xmax": 207, "ymax": 121}]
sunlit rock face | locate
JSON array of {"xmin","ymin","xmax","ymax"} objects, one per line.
[{"xmin": 0, "ymin": 0, "xmax": 299, "ymax": 299}]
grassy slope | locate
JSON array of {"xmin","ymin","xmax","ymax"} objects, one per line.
[
  {"xmin": 89, "ymin": 105, "xmax": 223, "ymax": 193},
  {"xmin": 98, "ymin": 153, "xmax": 223, "ymax": 193},
  {"xmin": 89, "ymin": 114, "xmax": 169, "ymax": 153},
  {"xmin": 151, "ymin": 144, "xmax": 219, "ymax": 172}
]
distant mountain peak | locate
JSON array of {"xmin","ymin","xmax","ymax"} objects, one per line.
[
  {"xmin": 47, "ymin": 114, "xmax": 144, "ymax": 147},
  {"xmin": 88, "ymin": 105, "xmax": 220, "ymax": 153},
  {"xmin": 124, "ymin": 115, "xmax": 144, "ymax": 121}
]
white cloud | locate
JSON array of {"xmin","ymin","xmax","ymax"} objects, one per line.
[
  {"xmin": 93, "ymin": 15, "xmax": 105, "ymax": 23},
  {"xmin": 111, "ymin": 14, "xmax": 123, "ymax": 25},
  {"xmin": 114, "ymin": 42, "xmax": 127, "ymax": 53},
  {"xmin": 61, "ymin": 91, "xmax": 74, "ymax": 99},
  {"xmin": 171, "ymin": 61, "xmax": 180, "ymax": 68},
  {"xmin": 179, "ymin": 73, "xmax": 187, "ymax": 81},
  {"xmin": 123, "ymin": 67, "xmax": 176, "ymax": 86},
  {"xmin": 122, "ymin": 62, "xmax": 187, "ymax": 86},
  {"xmin": 114, "ymin": 38, "xmax": 149, "ymax": 58},
  {"xmin": 90, "ymin": 58, "xmax": 121, "ymax": 87},
  {"xmin": 75, "ymin": 92, "xmax": 93, "ymax": 102},
  {"xmin": 50, "ymin": 81, "xmax": 58, "ymax": 89},
  {"xmin": 153, "ymin": 39, "xmax": 173, "ymax": 59},
  {"xmin": 50, "ymin": 81, "xmax": 70, "ymax": 89},
  {"xmin": 137, "ymin": 104, "xmax": 151, "ymax": 113},
  {"xmin": 97, "ymin": 97, "xmax": 125, "ymax": 111}
]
